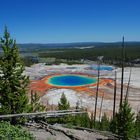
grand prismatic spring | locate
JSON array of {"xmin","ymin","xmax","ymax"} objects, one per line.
[{"xmin": 47, "ymin": 74, "xmax": 97, "ymax": 87}]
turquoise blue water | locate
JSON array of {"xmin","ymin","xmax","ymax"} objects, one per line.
[
  {"xmin": 48, "ymin": 74, "xmax": 97, "ymax": 87},
  {"xmin": 91, "ymin": 65, "xmax": 113, "ymax": 71}
]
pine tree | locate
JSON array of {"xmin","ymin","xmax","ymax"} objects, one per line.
[
  {"xmin": 72, "ymin": 111, "xmax": 90, "ymax": 128},
  {"xmin": 100, "ymin": 113, "xmax": 110, "ymax": 131},
  {"xmin": 57, "ymin": 93, "xmax": 70, "ymax": 123},
  {"xmin": 135, "ymin": 111, "xmax": 140, "ymax": 138},
  {"xmin": 109, "ymin": 115, "xmax": 117, "ymax": 133},
  {"xmin": 58, "ymin": 93, "xmax": 70, "ymax": 110},
  {"xmin": 80, "ymin": 112, "xmax": 90, "ymax": 128},
  {"xmin": 0, "ymin": 27, "xmax": 29, "ymax": 124},
  {"xmin": 116, "ymin": 100, "xmax": 135, "ymax": 140}
]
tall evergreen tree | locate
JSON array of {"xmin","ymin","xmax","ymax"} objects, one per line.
[
  {"xmin": 0, "ymin": 27, "xmax": 29, "ymax": 124},
  {"xmin": 58, "ymin": 93, "xmax": 70, "ymax": 110},
  {"xmin": 116, "ymin": 100, "xmax": 135, "ymax": 140},
  {"xmin": 57, "ymin": 93, "xmax": 70, "ymax": 123}
]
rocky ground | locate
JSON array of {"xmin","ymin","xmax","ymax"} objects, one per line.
[{"xmin": 25, "ymin": 123, "xmax": 117, "ymax": 140}]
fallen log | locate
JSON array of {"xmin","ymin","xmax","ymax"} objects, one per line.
[{"xmin": 0, "ymin": 109, "xmax": 85, "ymax": 119}]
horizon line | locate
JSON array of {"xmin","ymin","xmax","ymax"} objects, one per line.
[{"xmin": 16, "ymin": 40, "xmax": 140, "ymax": 44}]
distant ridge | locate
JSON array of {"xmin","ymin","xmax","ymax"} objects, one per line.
[{"xmin": 17, "ymin": 41, "xmax": 140, "ymax": 51}]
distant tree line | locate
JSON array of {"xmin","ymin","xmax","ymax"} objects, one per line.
[
  {"xmin": 22, "ymin": 56, "xmax": 39, "ymax": 67},
  {"xmin": 39, "ymin": 46, "xmax": 140, "ymax": 66}
]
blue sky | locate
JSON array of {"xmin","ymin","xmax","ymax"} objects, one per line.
[{"xmin": 0, "ymin": 0, "xmax": 140, "ymax": 43}]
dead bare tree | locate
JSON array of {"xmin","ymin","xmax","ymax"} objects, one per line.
[
  {"xmin": 94, "ymin": 62, "xmax": 100, "ymax": 127},
  {"xmin": 113, "ymin": 69, "xmax": 117, "ymax": 118}
]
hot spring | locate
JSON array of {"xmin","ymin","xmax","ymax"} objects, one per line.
[{"xmin": 47, "ymin": 74, "xmax": 97, "ymax": 87}]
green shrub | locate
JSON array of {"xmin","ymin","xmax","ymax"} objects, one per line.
[{"xmin": 0, "ymin": 121, "xmax": 35, "ymax": 140}]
